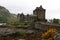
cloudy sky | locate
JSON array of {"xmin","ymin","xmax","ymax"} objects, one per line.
[{"xmin": 0, "ymin": 0, "xmax": 60, "ymax": 19}]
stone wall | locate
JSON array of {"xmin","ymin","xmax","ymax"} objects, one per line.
[{"xmin": 34, "ymin": 22, "xmax": 60, "ymax": 32}]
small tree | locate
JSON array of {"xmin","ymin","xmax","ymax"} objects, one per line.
[{"xmin": 53, "ymin": 18, "xmax": 59, "ymax": 24}]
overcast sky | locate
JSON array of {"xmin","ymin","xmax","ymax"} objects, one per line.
[{"xmin": 0, "ymin": 0, "xmax": 60, "ymax": 19}]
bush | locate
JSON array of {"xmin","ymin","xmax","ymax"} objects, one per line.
[
  {"xmin": 16, "ymin": 31, "xmax": 26, "ymax": 36},
  {"xmin": 41, "ymin": 28, "xmax": 57, "ymax": 40}
]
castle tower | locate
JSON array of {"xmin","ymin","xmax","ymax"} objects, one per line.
[
  {"xmin": 33, "ymin": 5, "xmax": 46, "ymax": 21},
  {"xmin": 17, "ymin": 13, "xmax": 20, "ymax": 21},
  {"xmin": 17, "ymin": 13, "xmax": 25, "ymax": 21}
]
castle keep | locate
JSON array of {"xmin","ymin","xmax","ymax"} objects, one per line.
[
  {"xmin": 17, "ymin": 5, "xmax": 46, "ymax": 22},
  {"xmin": 33, "ymin": 5, "xmax": 45, "ymax": 21}
]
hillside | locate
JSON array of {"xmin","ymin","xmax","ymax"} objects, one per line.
[{"xmin": 0, "ymin": 6, "xmax": 16, "ymax": 23}]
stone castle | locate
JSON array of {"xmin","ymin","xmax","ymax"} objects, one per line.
[
  {"xmin": 17, "ymin": 5, "xmax": 60, "ymax": 32},
  {"xmin": 16, "ymin": 5, "xmax": 60, "ymax": 40},
  {"xmin": 17, "ymin": 5, "xmax": 46, "ymax": 22}
]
